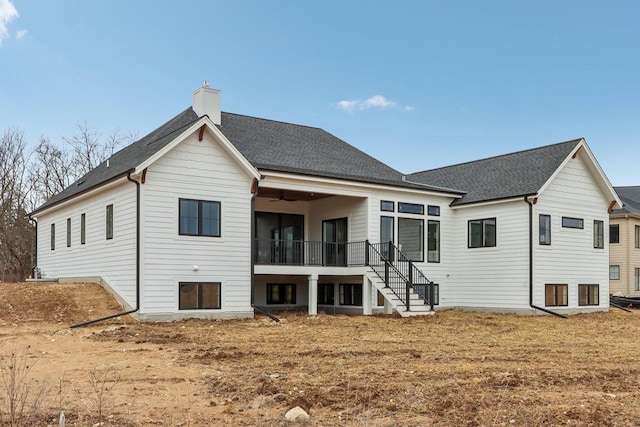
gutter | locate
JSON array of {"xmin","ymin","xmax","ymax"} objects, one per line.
[
  {"xmin": 71, "ymin": 170, "xmax": 141, "ymax": 328},
  {"xmin": 525, "ymin": 196, "xmax": 567, "ymax": 318}
]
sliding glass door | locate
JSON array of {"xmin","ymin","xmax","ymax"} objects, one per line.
[{"xmin": 255, "ymin": 212, "xmax": 304, "ymax": 264}]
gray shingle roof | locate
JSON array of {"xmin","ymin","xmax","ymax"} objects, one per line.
[
  {"xmin": 612, "ymin": 186, "xmax": 640, "ymax": 215},
  {"xmin": 408, "ymin": 139, "xmax": 582, "ymax": 206},
  {"xmin": 216, "ymin": 112, "xmax": 452, "ymax": 190},
  {"xmin": 33, "ymin": 108, "xmax": 457, "ymax": 214}
]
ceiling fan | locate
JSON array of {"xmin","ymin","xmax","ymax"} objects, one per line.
[{"xmin": 270, "ymin": 190, "xmax": 296, "ymax": 202}]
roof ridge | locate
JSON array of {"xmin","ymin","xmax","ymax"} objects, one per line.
[
  {"xmin": 221, "ymin": 111, "xmax": 324, "ymax": 131},
  {"xmin": 409, "ymin": 138, "xmax": 583, "ymax": 175}
]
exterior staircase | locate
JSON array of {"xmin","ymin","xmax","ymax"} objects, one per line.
[{"xmin": 365, "ymin": 241, "xmax": 437, "ymax": 317}]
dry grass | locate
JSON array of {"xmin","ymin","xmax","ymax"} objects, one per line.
[{"xmin": 1, "ymin": 282, "xmax": 640, "ymax": 425}]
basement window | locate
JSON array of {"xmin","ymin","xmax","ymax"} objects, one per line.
[
  {"xmin": 545, "ymin": 284, "xmax": 568, "ymax": 307},
  {"xmin": 318, "ymin": 283, "xmax": 334, "ymax": 305},
  {"xmin": 179, "ymin": 282, "xmax": 221, "ymax": 310},
  {"xmin": 339, "ymin": 283, "xmax": 362, "ymax": 306},
  {"xmin": 578, "ymin": 284, "xmax": 599, "ymax": 306},
  {"xmin": 267, "ymin": 284, "xmax": 296, "ymax": 305}
]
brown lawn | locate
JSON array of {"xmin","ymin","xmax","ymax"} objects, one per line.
[{"xmin": 0, "ymin": 282, "xmax": 639, "ymax": 426}]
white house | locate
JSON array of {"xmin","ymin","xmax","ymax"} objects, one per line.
[{"xmin": 30, "ymin": 84, "xmax": 621, "ymax": 321}]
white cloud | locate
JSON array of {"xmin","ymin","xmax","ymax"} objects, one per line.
[
  {"xmin": 0, "ymin": 0, "xmax": 18, "ymax": 45},
  {"xmin": 335, "ymin": 95, "xmax": 413, "ymax": 113},
  {"xmin": 16, "ymin": 28, "xmax": 27, "ymax": 39}
]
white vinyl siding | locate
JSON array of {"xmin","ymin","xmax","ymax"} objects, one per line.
[
  {"xmin": 142, "ymin": 130, "xmax": 254, "ymax": 317},
  {"xmin": 533, "ymin": 152, "xmax": 610, "ymax": 309},
  {"xmin": 36, "ymin": 180, "xmax": 137, "ymax": 306}
]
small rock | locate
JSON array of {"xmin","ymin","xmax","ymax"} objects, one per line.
[{"xmin": 285, "ymin": 406, "xmax": 309, "ymax": 421}]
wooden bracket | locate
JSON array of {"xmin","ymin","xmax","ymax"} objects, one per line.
[
  {"xmin": 608, "ymin": 200, "xmax": 617, "ymax": 213},
  {"xmin": 198, "ymin": 125, "xmax": 206, "ymax": 141}
]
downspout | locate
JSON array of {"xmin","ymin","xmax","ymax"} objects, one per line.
[
  {"xmin": 525, "ymin": 196, "xmax": 567, "ymax": 318},
  {"xmin": 27, "ymin": 214, "xmax": 37, "ymax": 278},
  {"xmin": 71, "ymin": 170, "xmax": 141, "ymax": 328}
]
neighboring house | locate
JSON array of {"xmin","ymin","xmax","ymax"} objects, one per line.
[
  {"xmin": 30, "ymin": 84, "xmax": 621, "ymax": 320},
  {"xmin": 609, "ymin": 186, "xmax": 640, "ymax": 296}
]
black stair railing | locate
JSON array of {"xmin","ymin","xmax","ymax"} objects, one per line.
[
  {"xmin": 366, "ymin": 241, "xmax": 411, "ymax": 310},
  {"xmin": 365, "ymin": 240, "xmax": 438, "ymax": 311}
]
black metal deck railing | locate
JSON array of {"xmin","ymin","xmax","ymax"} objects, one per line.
[{"xmin": 253, "ymin": 239, "xmax": 438, "ymax": 310}]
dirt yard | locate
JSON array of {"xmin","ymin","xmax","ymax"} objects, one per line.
[{"xmin": 1, "ymin": 282, "xmax": 640, "ymax": 426}]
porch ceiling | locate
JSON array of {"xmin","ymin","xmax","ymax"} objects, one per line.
[{"xmin": 257, "ymin": 188, "xmax": 333, "ymax": 202}]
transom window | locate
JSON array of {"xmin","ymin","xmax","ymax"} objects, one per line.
[
  {"xmin": 593, "ymin": 220, "xmax": 604, "ymax": 249},
  {"xmin": 179, "ymin": 199, "xmax": 221, "ymax": 237},
  {"xmin": 578, "ymin": 284, "xmax": 599, "ymax": 306},
  {"xmin": 562, "ymin": 217, "xmax": 583, "ymax": 229},
  {"xmin": 427, "ymin": 205, "xmax": 440, "ymax": 216},
  {"xmin": 610, "ymin": 265, "xmax": 620, "ymax": 280},
  {"xmin": 267, "ymin": 284, "xmax": 296, "ymax": 304},
  {"xmin": 468, "ymin": 218, "xmax": 496, "ymax": 248},
  {"xmin": 398, "ymin": 202, "xmax": 424, "ymax": 215},
  {"xmin": 179, "ymin": 282, "xmax": 221, "ymax": 310},
  {"xmin": 539, "ymin": 214, "xmax": 551, "ymax": 245},
  {"xmin": 609, "ymin": 224, "xmax": 619, "ymax": 243},
  {"xmin": 545, "ymin": 284, "xmax": 568, "ymax": 307},
  {"xmin": 380, "ymin": 200, "xmax": 394, "ymax": 212}
]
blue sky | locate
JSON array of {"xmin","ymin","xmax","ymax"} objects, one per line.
[{"xmin": 1, "ymin": 1, "xmax": 638, "ymax": 185}]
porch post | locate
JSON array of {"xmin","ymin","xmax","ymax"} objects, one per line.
[
  {"xmin": 308, "ymin": 273, "xmax": 318, "ymax": 316},
  {"xmin": 362, "ymin": 275, "xmax": 372, "ymax": 315}
]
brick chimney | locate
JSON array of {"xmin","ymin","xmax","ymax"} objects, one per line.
[{"xmin": 193, "ymin": 81, "xmax": 221, "ymax": 125}]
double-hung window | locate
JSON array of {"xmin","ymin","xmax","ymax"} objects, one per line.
[
  {"xmin": 635, "ymin": 226, "xmax": 640, "ymax": 249},
  {"xmin": 539, "ymin": 215, "xmax": 551, "ymax": 245},
  {"xmin": 610, "ymin": 265, "xmax": 620, "ymax": 280},
  {"xmin": 179, "ymin": 199, "xmax": 221, "ymax": 237},
  {"xmin": 468, "ymin": 218, "xmax": 496, "ymax": 248},
  {"xmin": 593, "ymin": 220, "xmax": 604, "ymax": 249}
]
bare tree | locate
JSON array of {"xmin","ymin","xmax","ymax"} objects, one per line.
[
  {"xmin": 0, "ymin": 128, "xmax": 33, "ymax": 281},
  {"xmin": 29, "ymin": 137, "xmax": 74, "ymax": 206}
]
